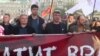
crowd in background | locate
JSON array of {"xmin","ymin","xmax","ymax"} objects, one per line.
[{"xmin": 0, "ymin": 4, "xmax": 100, "ymax": 35}]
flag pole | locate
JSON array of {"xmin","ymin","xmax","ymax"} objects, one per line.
[
  {"xmin": 91, "ymin": 0, "xmax": 97, "ymax": 20},
  {"xmin": 48, "ymin": 0, "xmax": 53, "ymax": 22}
]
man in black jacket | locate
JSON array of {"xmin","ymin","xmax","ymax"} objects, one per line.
[
  {"xmin": 1, "ymin": 13, "xmax": 14, "ymax": 35},
  {"xmin": 14, "ymin": 14, "xmax": 35, "ymax": 35},
  {"xmin": 45, "ymin": 11, "xmax": 67, "ymax": 34},
  {"xmin": 28, "ymin": 4, "xmax": 44, "ymax": 34}
]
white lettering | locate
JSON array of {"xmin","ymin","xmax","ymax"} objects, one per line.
[
  {"xmin": 68, "ymin": 46, "xmax": 78, "ymax": 56},
  {"xmin": 3, "ymin": 47, "xmax": 10, "ymax": 56},
  {"xmin": 43, "ymin": 46, "xmax": 56, "ymax": 56},
  {"xmin": 36, "ymin": 46, "xmax": 42, "ymax": 56},
  {"xmin": 29, "ymin": 47, "xmax": 34, "ymax": 56},
  {"xmin": 13, "ymin": 47, "xmax": 27, "ymax": 56},
  {"xmin": 80, "ymin": 45, "xmax": 95, "ymax": 56}
]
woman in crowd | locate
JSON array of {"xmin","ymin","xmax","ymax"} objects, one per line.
[{"xmin": 68, "ymin": 15, "xmax": 90, "ymax": 32}]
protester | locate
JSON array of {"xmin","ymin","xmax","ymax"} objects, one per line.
[
  {"xmin": 13, "ymin": 14, "xmax": 35, "ymax": 34},
  {"xmin": 68, "ymin": 15, "xmax": 90, "ymax": 32},
  {"xmin": 28, "ymin": 4, "xmax": 44, "ymax": 34},
  {"xmin": 44, "ymin": 11, "xmax": 67, "ymax": 34},
  {"xmin": 66, "ymin": 14, "xmax": 76, "ymax": 31},
  {"xmin": 91, "ymin": 21, "xmax": 100, "ymax": 32},
  {"xmin": 0, "ymin": 13, "xmax": 14, "ymax": 35},
  {"xmin": 90, "ymin": 20, "xmax": 96, "ymax": 30}
]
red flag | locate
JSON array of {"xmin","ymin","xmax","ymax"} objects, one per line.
[{"xmin": 42, "ymin": 6, "xmax": 52, "ymax": 18}]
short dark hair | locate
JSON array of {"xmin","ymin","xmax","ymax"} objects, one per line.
[
  {"xmin": 4, "ymin": 13, "xmax": 10, "ymax": 17},
  {"xmin": 68, "ymin": 14, "xmax": 74, "ymax": 18},
  {"xmin": 31, "ymin": 4, "xmax": 39, "ymax": 10}
]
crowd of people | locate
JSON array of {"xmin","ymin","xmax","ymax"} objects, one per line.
[{"xmin": 0, "ymin": 4, "xmax": 100, "ymax": 35}]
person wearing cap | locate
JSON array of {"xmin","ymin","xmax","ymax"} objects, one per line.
[{"xmin": 44, "ymin": 11, "xmax": 67, "ymax": 34}]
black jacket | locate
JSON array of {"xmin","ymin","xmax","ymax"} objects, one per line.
[
  {"xmin": 13, "ymin": 25, "xmax": 35, "ymax": 35},
  {"xmin": 28, "ymin": 15, "xmax": 44, "ymax": 34},
  {"xmin": 93, "ymin": 26, "xmax": 100, "ymax": 32},
  {"xmin": 1, "ymin": 23, "xmax": 14, "ymax": 35},
  {"xmin": 45, "ymin": 22, "xmax": 67, "ymax": 34}
]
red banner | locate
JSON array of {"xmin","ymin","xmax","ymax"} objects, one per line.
[{"xmin": 0, "ymin": 32, "xmax": 100, "ymax": 56}]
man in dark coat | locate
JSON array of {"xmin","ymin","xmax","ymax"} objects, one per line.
[
  {"xmin": 28, "ymin": 4, "xmax": 44, "ymax": 34},
  {"xmin": 14, "ymin": 14, "xmax": 35, "ymax": 35},
  {"xmin": 1, "ymin": 13, "xmax": 14, "ymax": 35},
  {"xmin": 45, "ymin": 11, "xmax": 67, "ymax": 34}
]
